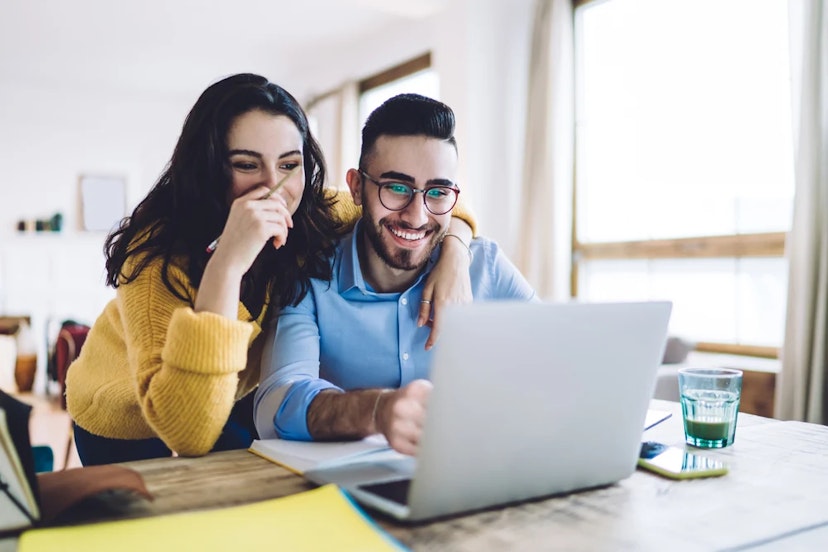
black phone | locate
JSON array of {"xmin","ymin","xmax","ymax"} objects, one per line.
[{"xmin": 637, "ymin": 441, "xmax": 728, "ymax": 480}]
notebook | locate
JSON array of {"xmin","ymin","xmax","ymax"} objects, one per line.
[
  {"xmin": 18, "ymin": 485, "xmax": 403, "ymax": 552},
  {"xmin": 305, "ymin": 300, "xmax": 673, "ymax": 522}
]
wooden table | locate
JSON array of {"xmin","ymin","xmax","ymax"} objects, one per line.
[{"xmin": 8, "ymin": 400, "xmax": 828, "ymax": 550}]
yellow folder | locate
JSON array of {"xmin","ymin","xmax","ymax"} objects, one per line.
[{"xmin": 18, "ymin": 484, "xmax": 405, "ymax": 552}]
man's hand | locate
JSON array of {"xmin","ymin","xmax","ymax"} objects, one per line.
[{"xmin": 375, "ymin": 379, "xmax": 433, "ymax": 455}]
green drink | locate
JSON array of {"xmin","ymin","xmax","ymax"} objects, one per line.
[
  {"xmin": 680, "ymin": 388, "xmax": 741, "ymax": 448},
  {"xmin": 683, "ymin": 418, "xmax": 732, "ymax": 442}
]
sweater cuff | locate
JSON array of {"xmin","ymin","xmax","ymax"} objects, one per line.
[{"xmin": 163, "ymin": 308, "xmax": 253, "ymax": 375}]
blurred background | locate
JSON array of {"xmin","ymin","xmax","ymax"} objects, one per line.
[{"xmin": 0, "ymin": 0, "xmax": 801, "ymax": 408}]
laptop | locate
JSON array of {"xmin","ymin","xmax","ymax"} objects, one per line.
[{"xmin": 305, "ymin": 300, "xmax": 672, "ymax": 522}]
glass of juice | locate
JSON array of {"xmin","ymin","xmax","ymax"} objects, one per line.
[{"xmin": 678, "ymin": 368, "xmax": 743, "ymax": 448}]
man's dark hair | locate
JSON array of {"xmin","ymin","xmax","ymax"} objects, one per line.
[{"xmin": 359, "ymin": 93, "xmax": 456, "ymax": 169}]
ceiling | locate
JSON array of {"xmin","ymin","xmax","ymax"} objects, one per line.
[{"xmin": 0, "ymin": 0, "xmax": 449, "ymax": 99}]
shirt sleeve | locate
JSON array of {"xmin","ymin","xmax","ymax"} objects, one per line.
[
  {"xmin": 472, "ymin": 238, "xmax": 540, "ymax": 301},
  {"xmin": 255, "ymin": 288, "xmax": 340, "ymax": 441}
]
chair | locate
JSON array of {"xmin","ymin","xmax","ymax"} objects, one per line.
[{"xmin": 52, "ymin": 323, "xmax": 90, "ymax": 469}]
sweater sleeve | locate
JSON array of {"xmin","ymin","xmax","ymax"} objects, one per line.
[
  {"xmin": 121, "ymin": 258, "xmax": 256, "ymax": 456},
  {"xmin": 328, "ymin": 188, "xmax": 478, "ymax": 236}
]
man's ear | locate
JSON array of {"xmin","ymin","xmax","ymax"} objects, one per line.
[{"xmin": 346, "ymin": 168, "xmax": 363, "ymax": 206}]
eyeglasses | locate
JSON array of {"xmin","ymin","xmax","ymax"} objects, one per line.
[{"xmin": 359, "ymin": 170, "xmax": 460, "ymax": 215}]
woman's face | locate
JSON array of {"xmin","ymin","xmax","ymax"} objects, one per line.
[{"xmin": 225, "ymin": 109, "xmax": 305, "ymax": 214}]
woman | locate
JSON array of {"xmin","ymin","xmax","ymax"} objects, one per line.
[{"xmin": 65, "ymin": 73, "xmax": 476, "ymax": 465}]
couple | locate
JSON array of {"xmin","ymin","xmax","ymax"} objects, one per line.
[{"xmin": 66, "ymin": 74, "xmax": 534, "ymax": 465}]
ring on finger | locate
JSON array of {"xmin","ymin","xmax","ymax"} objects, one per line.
[{"xmin": 420, "ymin": 299, "xmax": 432, "ymax": 305}]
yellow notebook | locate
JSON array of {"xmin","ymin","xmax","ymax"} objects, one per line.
[{"xmin": 18, "ymin": 484, "xmax": 405, "ymax": 552}]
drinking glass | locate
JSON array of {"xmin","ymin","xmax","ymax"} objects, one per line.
[{"xmin": 678, "ymin": 368, "xmax": 742, "ymax": 448}]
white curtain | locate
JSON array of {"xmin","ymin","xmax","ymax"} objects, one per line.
[
  {"xmin": 776, "ymin": 0, "xmax": 828, "ymax": 423},
  {"xmin": 305, "ymin": 82, "xmax": 360, "ymax": 190},
  {"xmin": 515, "ymin": 0, "xmax": 574, "ymax": 301}
]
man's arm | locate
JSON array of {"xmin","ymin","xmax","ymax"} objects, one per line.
[
  {"xmin": 254, "ymin": 295, "xmax": 339, "ymax": 440},
  {"xmin": 308, "ymin": 380, "xmax": 432, "ymax": 456},
  {"xmin": 256, "ymin": 291, "xmax": 432, "ymax": 453},
  {"xmin": 306, "ymin": 389, "xmax": 380, "ymax": 440},
  {"xmin": 469, "ymin": 237, "xmax": 539, "ymax": 301}
]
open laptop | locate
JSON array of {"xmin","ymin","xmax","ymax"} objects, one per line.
[{"xmin": 305, "ymin": 300, "xmax": 672, "ymax": 522}]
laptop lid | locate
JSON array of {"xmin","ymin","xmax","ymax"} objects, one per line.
[{"xmin": 307, "ymin": 300, "xmax": 672, "ymax": 521}]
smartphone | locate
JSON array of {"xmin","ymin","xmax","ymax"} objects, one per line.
[{"xmin": 637, "ymin": 441, "xmax": 728, "ymax": 480}]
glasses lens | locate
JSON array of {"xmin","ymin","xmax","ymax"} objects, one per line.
[
  {"xmin": 374, "ymin": 178, "xmax": 459, "ymax": 215},
  {"xmin": 424, "ymin": 187, "xmax": 458, "ymax": 215},
  {"xmin": 379, "ymin": 183, "xmax": 414, "ymax": 210}
]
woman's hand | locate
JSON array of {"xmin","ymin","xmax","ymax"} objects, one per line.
[
  {"xmin": 213, "ymin": 185, "xmax": 295, "ymax": 272},
  {"xmin": 418, "ymin": 223, "xmax": 474, "ymax": 350},
  {"xmin": 195, "ymin": 186, "xmax": 293, "ymax": 318}
]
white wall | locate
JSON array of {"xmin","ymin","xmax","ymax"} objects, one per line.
[{"xmin": 0, "ymin": 82, "xmax": 190, "ymax": 235}]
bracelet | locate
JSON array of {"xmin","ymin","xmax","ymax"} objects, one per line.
[
  {"xmin": 371, "ymin": 390, "xmax": 389, "ymax": 433},
  {"xmin": 441, "ymin": 232, "xmax": 474, "ymax": 263}
]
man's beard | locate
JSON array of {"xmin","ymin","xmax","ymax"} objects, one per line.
[{"xmin": 363, "ymin": 215, "xmax": 441, "ymax": 272}]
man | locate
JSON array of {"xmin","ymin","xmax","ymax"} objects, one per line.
[{"xmin": 255, "ymin": 94, "xmax": 536, "ymax": 455}]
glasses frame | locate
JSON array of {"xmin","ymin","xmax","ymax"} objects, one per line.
[{"xmin": 359, "ymin": 170, "xmax": 460, "ymax": 215}]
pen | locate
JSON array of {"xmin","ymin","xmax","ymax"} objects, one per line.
[{"xmin": 205, "ymin": 166, "xmax": 300, "ymax": 253}]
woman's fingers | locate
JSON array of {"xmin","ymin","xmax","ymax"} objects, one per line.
[
  {"xmin": 235, "ymin": 189, "xmax": 294, "ymax": 248},
  {"xmin": 417, "ymin": 296, "xmax": 433, "ymax": 329},
  {"xmin": 216, "ymin": 188, "xmax": 296, "ymax": 263}
]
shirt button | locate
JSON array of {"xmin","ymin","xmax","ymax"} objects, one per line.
[
  {"xmin": 401, "ymin": 297, "xmax": 408, "ymax": 305},
  {"xmin": 403, "ymin": 353, "xmax": 410, "ymax": 361}
]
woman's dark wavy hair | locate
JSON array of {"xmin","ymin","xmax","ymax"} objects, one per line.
[{"xmin": 104, "ymin": 73, "xmax": 342, "ymax": 318}]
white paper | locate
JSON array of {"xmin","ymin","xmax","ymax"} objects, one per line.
[{"xmin": 249, "ymin": 434, "xmax": 392, "ymax": 475}]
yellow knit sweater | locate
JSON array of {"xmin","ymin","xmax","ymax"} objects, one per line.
[{"xmin": 65, "ymin": 190, "xmax": 476, "ymax": 456}]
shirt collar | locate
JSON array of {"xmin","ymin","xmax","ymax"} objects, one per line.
[{"xmin": 338, "ymin": 220, "xmax": 367, "ymax": 295}]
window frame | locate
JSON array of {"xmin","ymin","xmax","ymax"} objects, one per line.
[{"xmin": 358, "ymin": 53, "xmax": 432, "ymax": 94}]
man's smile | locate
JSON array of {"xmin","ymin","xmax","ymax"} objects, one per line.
[{"xmin": 386, "ymin": 224, "xmax": 431, "ymax": 244}]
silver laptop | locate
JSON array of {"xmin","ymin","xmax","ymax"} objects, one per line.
[{"xmin": 305, "ymin": 300, "xmax": 672, "ymax": 522}]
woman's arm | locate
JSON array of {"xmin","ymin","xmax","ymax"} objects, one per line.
[
  {"xmin": 418, "ymin": 218, "xmax": 474, "ymax": 350},
  {"xmin": 123, "ymin": 258, "xmax": 254, "ymax": 457}
]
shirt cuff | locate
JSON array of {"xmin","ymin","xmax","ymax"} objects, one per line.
[{"xmin": 275, "ymin": 379, "xmax": 340, "ymax": 440}]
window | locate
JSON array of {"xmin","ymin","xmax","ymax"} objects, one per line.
[
  {"xmin": 305, "ymin": 53, "xmax": 439, "ymax": 190},
  {"xmin": 573, "ymin": 0, "xmax": 794, "ymax": 357},
  {"xmin": 358, "ymin": 53, "xmax": 439, "ymax": 130}
]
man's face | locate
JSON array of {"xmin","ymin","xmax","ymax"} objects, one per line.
[{"xmin": 351, "ymin": 135, "xmax": 458, "ymax": 273}]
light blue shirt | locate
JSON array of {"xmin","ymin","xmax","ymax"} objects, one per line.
[{"xmin": 254, "ymin": 221, "xmax": 537, "ymax": 440}]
